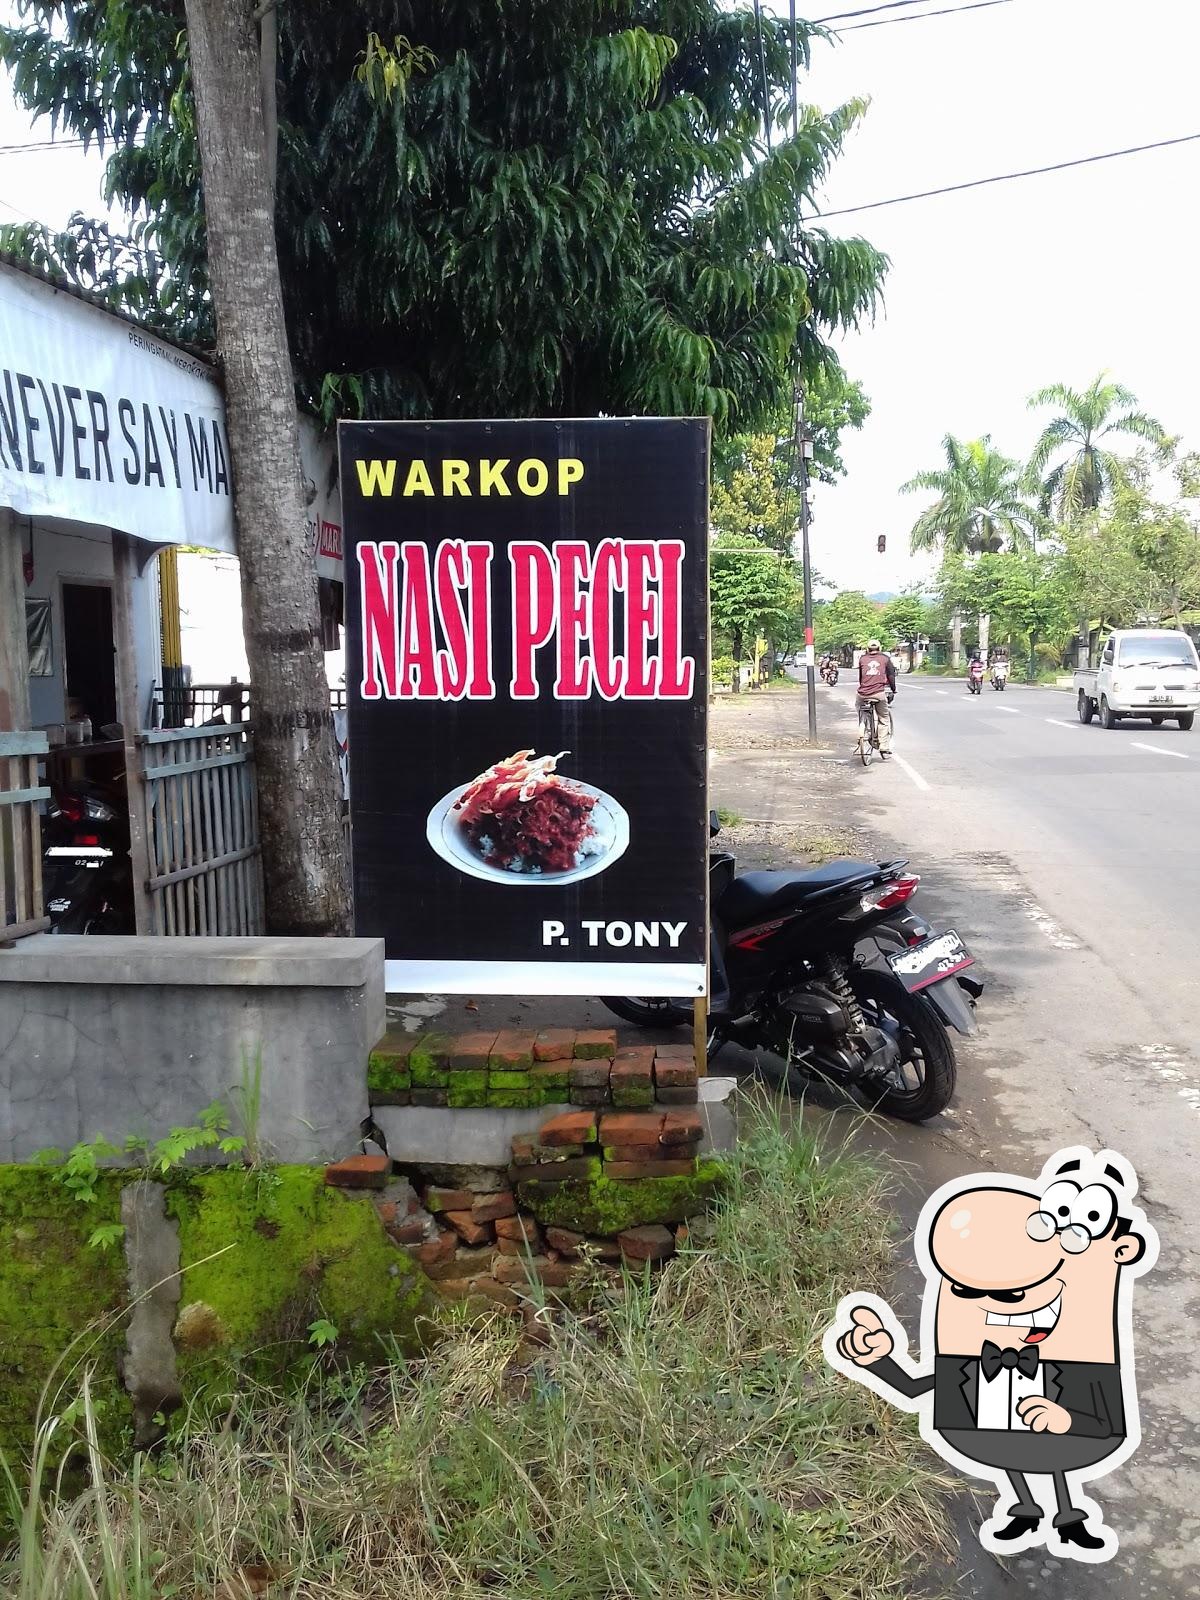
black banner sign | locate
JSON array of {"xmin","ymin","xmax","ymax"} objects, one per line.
[{"xmin": 340, "ymin": 417, "xmax": 710, "ymax": 996}]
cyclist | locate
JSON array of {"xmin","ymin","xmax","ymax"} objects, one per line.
[{"xmin": 857, "ymin": 637, "xmax": 896, "ymax": 758}]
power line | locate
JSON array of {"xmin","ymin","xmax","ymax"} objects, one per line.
[
  {"xmin": 813, "ymin": 0, "xmax": 938, "ymax": 20},
  {"xmin": 815, "ymin": 131, "xmax": 1200, "ymax": 218},
  {"xmin": 838, "ymin": 0, "xmax": 1014, "ymax": 30}
]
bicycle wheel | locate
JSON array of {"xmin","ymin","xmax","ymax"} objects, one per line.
[{"xmin": 858, "ymin": 707, "xmax": 874, "ymax": 766}]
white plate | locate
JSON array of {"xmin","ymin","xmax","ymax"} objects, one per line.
[{"xmin": 426, "ymin": 778, "xmax": 630, "ymax": 886}]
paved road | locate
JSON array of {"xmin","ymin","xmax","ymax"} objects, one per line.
[{"xmin": 817, "ymin": 674, "xmax": 1200, "ymax": 1600}]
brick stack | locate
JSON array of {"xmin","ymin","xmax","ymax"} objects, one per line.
[
  {"xmin": 367, "ymin": 1027, "xmax": 699, "ymax": 1111},
  {"xmin": 324, "ymin": 1096, "xmax": 716, "ymax": 1307}
]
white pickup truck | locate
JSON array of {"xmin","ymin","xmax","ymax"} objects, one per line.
[{"xmin": 1074, "ymin": 628, "xmax": 1200, "ymax": 730}]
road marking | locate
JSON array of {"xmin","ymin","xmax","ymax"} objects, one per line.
[
  {"xmin": 1132, "ymin": 742, "xmax": 1190, "ymax": 760},
  {"xmin": 935, "ymin": 689, "xmax": 949, "ymax": 696},
  {"xmin": 995, "ymin": 705, "xmax": 1021, "ymax": 715},
  {"xmin": 1045, "ymin": 718, "xmax": 1078, "ymax": 729},
  {"xmin": 1022, "ymin": 901, "xmax": 1080, "ymax": 950},
  {"xmin": 891, "ymin": 753, "xmax": 930, "ymax": 791},
  {"xmin": 1139, "ymin": 1044, "xmax": 1200, "ymax": 1117}
]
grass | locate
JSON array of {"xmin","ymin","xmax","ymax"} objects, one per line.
[
  {"xmin": 2, "ymin": 1106, "xmax": 950, "ymax": 1600},
  {"xmin": 715, "ymin": 805, "xmax": 743, "ymax": 828},
  {"xmin": 799, "ymin": 828, "xmax": 861, "ymax": 865}
]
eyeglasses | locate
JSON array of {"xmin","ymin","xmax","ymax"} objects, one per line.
[{"xmin": 1025, "ymin": 1211, "xmax": 1094, "ymax": 1253}]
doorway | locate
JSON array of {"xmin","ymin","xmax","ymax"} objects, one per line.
[{"xmin": 61, "ymin": 581, "xmax": 116, "ymax": 730}]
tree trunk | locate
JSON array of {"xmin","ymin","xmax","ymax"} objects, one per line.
[
  {"xmin": 977, "ymin": 611, "xmax": 990, "ymax": 661},
  {"xmin": 731, "ymin": 626, "xmax": 743, "ymax": 692},
  {"xmin": 950, "ymin": 610, "xmax": 963, "ymax": 670},
  {"xmin": 183, "ymin": 0, "xmax": 349, "ymax": 935}
]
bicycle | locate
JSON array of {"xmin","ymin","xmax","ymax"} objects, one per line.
[{"xmin": 856, "ymin": 695, "xmax": 893, "ymax": 767}]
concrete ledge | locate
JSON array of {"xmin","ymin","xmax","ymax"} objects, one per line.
[
  {"xmin": 374, "ymin": 1078, "xmax": 740, "ymax": 1169},
  {"xmin": 0, "ymin": 936, "xmax": 384, "ymax": 1163},
  {"xmin": 0, "ymin": 934, "xmax": 384, "ymax": 988}
]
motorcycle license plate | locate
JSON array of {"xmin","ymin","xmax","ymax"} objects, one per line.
[{"xmin": 887, "ymin": 930, "xmax": 974, "ymax": 993}]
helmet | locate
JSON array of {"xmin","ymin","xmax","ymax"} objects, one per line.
[{"xmin": 867, "ymin": 638, "xmax": 882, "ymax": 652}]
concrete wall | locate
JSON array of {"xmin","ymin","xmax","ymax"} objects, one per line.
[{"xmin": 0, "ymin": 934, "xmax": 384, "ymax": 1162}]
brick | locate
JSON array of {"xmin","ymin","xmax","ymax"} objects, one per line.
[
  {"xmin": 368, "ymin": 1029, "xmax": 414, "ymax": 1068},
  {"xmin": 510, "ymin": 1134, "xmax": 536, "ymax": 1163},
  {"xmin": 660, "ymin": 1110, "xmax": 704, "ymax": 1146},
  {"xmin": 412, "ymin": 1230, "xmax": 457, "ymax": 1268},
  {"xmin": 510, "ymin": 1155, "xmax": 602, "ymax": 1185},
  {"xmin": 573, "ymin": 1028, "xmax": 617, "ymax": 1060},
  {"xmin": 569, "ymin": 1087, "xmax": 610, "ymax": 1107},
  {"xmin": 654, "ymin": 1086, "xmax": 699, "ymax": 1106},
  {"xmin": 324, "ymin": 1154, "xmax": 390, "ymax": 1190},
  {"xmin": 530, "ymin": 1062, "xmax": 571, "ymax": 1091},
  {"xmin": 412, "ymin": 1087, "xmax": 449, "ymax": 1107},
  {"xmin": 539, "ymin": 1110, "xmax": 598, "ymax": 1146},
  {"xmin": 653, "ymin": 1044, "xmax": 694, "ymax": 1061},
  {"xmin": 569, "ymin": 1060, "xmax": 612, "ymax": 1089},
  {"xmin": 408, "ymin": 1033, "xmax": 451, "ymax": 1071},
  {"xmin": 497, "ymin": 1235, "xmax": 541, "ymax": 1257},
  {"xmin": 473, "ymin": 1275, "xmax": 521, "ymax": 1308},
  {"xmin": 490, "ymin": 1030, "xmax": 537, "ymax": 1070},
  {"xmin": 442, "ymin": 1210, "xmax": 495, "ymax": 1247},
  {"xmin": 495, "ymin": 1214, "xmax": 542, "ymax": 1246},
  {"xmin": 544, "ymin": 1225, "xmax": 585, "ymax": 1256},
  {"xmin": 370, "ymin": 1087, "xmax": 411, "ymax": 1106},
  {"xmin": 386, "ymin": 1216, "xmax": 431, "ymax": 1246},
  {"xmin": 487, "ymin": 1089, "xmax": 536, "ymax": 1109},
  {"xmin": 603, "ymin": 1142, "xmax": 681, "ymax": 1162},
  {"xmin": 533, "ymin": 1028, "xmax": 576, "ymax": 1062},
  {"xmin": 523, "ymin": 1143, "xmax": 587, "ymax": 1163},
  {"xmin": 450, "ymin": 1031, "xmax": 498, "ymax": 1070},
  {"xmin": 613, "ymin": 1045, "xmax": 656, "ymax": 1070},
  {"xmin": 492, "ymin": 1255, "xmax": 578, "ymax": 1287},
  {"xmin": 410, "ymin": 1060, "xmax": 450, "ymax": 1089},
  {"xmin": 447, "ymin": 1075, "xmax": 489, "ymax": 1108},
  {"xmin": 599, "ymin": 1111, "xmax": 664, "ymax": 1148},
  {"xmin": 617, "ymin": 1224, "xmax": 676, "ymax": 1263},
  {"xmin": 488, "ymin": 1070, "xmax": 532, "ymax": 1090},
  {"xmin": 611, "ymin": 1082, "xmax": 655, "ymax": 1109},
  {"xmin": 653, "ymin": 1059, "xmax": 698, "ymax": 1090},
  {"xmin": 424, "ymin": 1186, "xmax": 475, "ymax": 1212},
  {"xmin": 606, "ymin": 1159, "xmax": 698, "ymax": 1180},
  {"xmin": 472, "ymin": 1189, "xmax": 517, "ymax": 1223}
]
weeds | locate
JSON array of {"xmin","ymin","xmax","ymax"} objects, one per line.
[{"xmin": 3, "ymin": 1105, "xmax": 949, "ymax": 1599}]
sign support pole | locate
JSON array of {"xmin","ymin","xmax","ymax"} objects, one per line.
[{"xmin": 693, "ymin": 995, "xmax": 708, "ymax": 1079}]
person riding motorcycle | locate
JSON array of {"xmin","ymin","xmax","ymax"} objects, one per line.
[
  {"xmin": 857, "ymin": 638, "xmax": 896, "ymax": 757},
  {"xmin": 967, "ymin": 651, "xmax": 985, "ymax": 694}
]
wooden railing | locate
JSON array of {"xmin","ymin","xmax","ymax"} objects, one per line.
[
  {"xmin": 0, "ymin": 730, "xmax": 50, "ymax": 943},
  {"xmin": 140, "ymin": 724, "xmax": 264, "ymax": 935}
]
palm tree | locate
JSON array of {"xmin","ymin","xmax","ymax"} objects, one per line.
[
  {"xmin": 1026, "ymin": 374, "xmax": 1168, "ymax": 521},
  {"xmin": 901, "ymin": 434, "xmax": 1035, "ymax": 555}
]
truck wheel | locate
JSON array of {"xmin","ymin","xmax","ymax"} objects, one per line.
[
  {"xmin": 1099, "ymin": 696, "xmax": 1120, "ymax": 729},
  {"xmin": 1078, "ymin": 691, "xmax": 1094, "ymax": 725},
  {"xmin": 1178, "ymin": 713, "xmax": 1195, "ymax": 731}
]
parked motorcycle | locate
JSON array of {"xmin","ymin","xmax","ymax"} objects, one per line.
[
  {"xmin": 42, "ymin": 782, "xmax": 134, "ymax": 934},
  {"xmin": 602, "ymin": 815, "xmax": 981, "ymax": 1121}
]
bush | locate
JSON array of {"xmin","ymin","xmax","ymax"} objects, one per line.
[
  {"xmin": 710, "ymin": 654, "xmax": 737, "ymax": 689},
  {"xmin": 1034, "ymin": 642, "xmax": 1062, "ymax": 668}
]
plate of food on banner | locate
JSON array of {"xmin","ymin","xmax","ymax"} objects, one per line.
[{"xmin": 426, "ymin": 750, "xmax": 629, "ymax": 885}]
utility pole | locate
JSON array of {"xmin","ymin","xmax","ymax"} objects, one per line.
[
  {"xmin": 795, "ymin": 392, "xmax": 818, "ymax": 740},
  {"xmin": 789, "ymin": 0, "xmax": 818, "ymax": 740}
]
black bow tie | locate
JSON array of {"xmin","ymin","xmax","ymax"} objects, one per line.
[{"xmin": 980, "ymin": 1341, "xmax": 1040, "ymax": 1381}]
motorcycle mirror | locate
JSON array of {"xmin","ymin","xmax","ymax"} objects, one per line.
[{"xmin": 709, "ymin": 809, "xmax": 721, "ymax": 838}]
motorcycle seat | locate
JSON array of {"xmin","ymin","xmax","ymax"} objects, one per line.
[{"xmin": 719, "ymin": 859, "xmax": 883, "ymax": 926}]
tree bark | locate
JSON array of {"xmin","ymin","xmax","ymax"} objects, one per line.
[{"xmin": 182, "ymin": 0, "xmax": 349, "ymax": 935}]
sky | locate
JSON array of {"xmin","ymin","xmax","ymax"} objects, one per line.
[{"xmin": 2, "ymin": 0, "xmax": 1198, "ymax": 609}]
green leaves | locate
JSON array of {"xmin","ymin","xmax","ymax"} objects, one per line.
[
  {"xmin": 902, "ymin": 435, "xmax": 1035, "ymax": 556},
  {"xmin": 0, "ymin": 0, "xmax": 885, "ymax": 446}
]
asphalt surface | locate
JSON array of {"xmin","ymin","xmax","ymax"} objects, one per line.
[{"xmin": 815, "ymin": 673, "xmax": 1200, "ymax": 1600}]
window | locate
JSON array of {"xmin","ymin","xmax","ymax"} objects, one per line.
[
  {"xmin": 1102, "ymin": 640, "xmax": 1115, "ymax": 665},
  {"xmin": 1117, "ymin": 635, "xmax": 1198, "ymax": 669}
]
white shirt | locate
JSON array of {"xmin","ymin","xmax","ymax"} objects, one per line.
[{"xmin": 975, "ymin": 1357, "xmax": 1045, "ymax": 1431}]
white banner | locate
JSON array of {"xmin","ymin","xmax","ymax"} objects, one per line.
[{"xmin": 0, "ymin": 263, "xmax": 237, "ymax": 552}]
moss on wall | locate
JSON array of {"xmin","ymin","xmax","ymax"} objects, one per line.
[
  {"xmin": 0, "ymin": 1164, "xmax": 434, "ymax": 1479},
  {"xmin": 517, "ymin": 1159, "xmax": 727, "ymax": 1235}
]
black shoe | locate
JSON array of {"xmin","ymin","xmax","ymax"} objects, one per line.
[
  {"xmin": 1058, "ymin": 1520, "xmax": 1105, "ymax": 1551},
  {"xmin": 992, "ymin": 1513, "xmax": 1042, "ymax": 1542}
]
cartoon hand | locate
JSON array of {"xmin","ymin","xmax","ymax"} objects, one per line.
[
  {"xmin": 836, "ymin": 1304, "xmax": 895, "ymax": 1366},
  {"xmin": 1016, "ymin": 1397, "xmax": 1072, "ymax": 1434}
]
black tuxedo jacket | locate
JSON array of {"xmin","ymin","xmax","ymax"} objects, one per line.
[{"xmin": 869, "ymin": 1353, "xmax": 1125, "ymax": 1439}]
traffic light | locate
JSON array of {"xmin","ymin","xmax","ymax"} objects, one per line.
[{"xmin": 877, "ymin": 535, "xmax": 886, "ymax": 553}]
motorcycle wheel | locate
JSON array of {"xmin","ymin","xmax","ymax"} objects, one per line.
[
  {"xmin": 849, "ymin": 968, "xmax": 956, "ymax": 1121},
  {"xmin": 600, "ymin": 996, "xmax": 691, "ymax": 1029}
]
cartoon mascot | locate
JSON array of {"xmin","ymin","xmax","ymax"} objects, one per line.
[{"xmin": 824, "ymin": 1146, "xmax": 1158, "ymax": 1563}]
